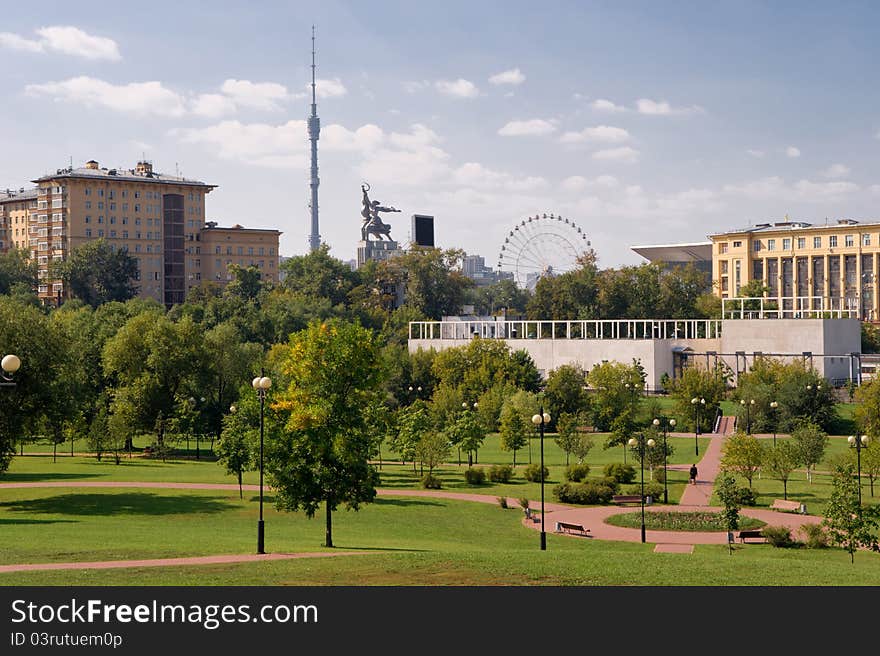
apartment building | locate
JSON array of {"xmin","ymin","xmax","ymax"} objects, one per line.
[
  {"xmin": 201, "ymin": 222, "xmax": 282, "ymax": 285},
  {"xmin": 1, "ymin": 160, "xmax": 281, "ymax": 307},
  {"xmin": 710, "ymin": 218, "xmax": 880, "ymax": 320}
]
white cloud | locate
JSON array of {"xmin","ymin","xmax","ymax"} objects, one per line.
[
  {"xmin": 591, "ymin": 98, "xmax": 628, "ymax": 113},
  {"xmin": 559, "ymin": 125, "xmax": 631, "ymax": 144},
  {"xmin": 498, "ymin": 119, "xmax": 556, "ymax": 137},
  {"xmin": 403, "ymin": 80, "xmax": 430, "ymax": 93},
  {"xmin": 593, "ymin": 175, "xmax": 619, "ymax": 188},
  {"xmin": 592, "ymin": 147, "xmax": 640, "ymax": 163},
  {"xmin": 322, "ymin": 124, "xmax": 384, "ymax": 151},
  {"xmin": 26, "ymin": 76, "xmax": 186, "ymax": 117},
  {"xmin": 191, "ymin": 93, "xmax": 237, "ymax": 118},
  {"xmin": 747, "ymin": 149, "xmax": 765, "ymax": 158},
  {"xmin": 489, "ymin": 68, "xmax": 525, "ymax": 86},
  {"xmin": 785, "ymin": 146, "xmax": 801, "ymax": 158},
  {"xmin": 636, "ymin": 98, "xmax": 704, "ymax": 116},
  {"xmin": 359, "ymin": 146, "xmax": 450, "ymax": 186},
  {"xmin": 823, "ymin": 163, "xmax": 850, "ymax": 179},
  {"xmin": 723, "ymin": 176, "xmax": 859, "ymax": 201},
  {"xmin": 176, "ymin": 119, "xmax": 308, "ymax": 166},
  {"xmin": 221, "ymin": 79, "xmax": 290, "ymax": 110},
  {"xmin": 315, "ymin": 77, "xmax": 347, "ymax": 99},
  {"xmin": 453, "ymin": 162, "xmax": 547, "ymax": 191},
  {"xmin": 0, "ymin": 26, "xmax": 120, "ymax": 60},
  {"xmin": 560, "ymin": 175, "xmax": 619, "ymax": 192},
  {"xmin": 792, "ymin": 179, "xmax": 858, "ymax": 197},
  {"xmin": 435, "ymin": 78, "xmax": 479, "ymax": 98},
  {"xmin": 389, "ymin": 123, "xmax": 441, "ymax": 149},
  {"xmin": 561, "ymin": 176, "xmax": 588, "ymax": 192}
]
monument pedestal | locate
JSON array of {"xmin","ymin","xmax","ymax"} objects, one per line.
[{"xmin": 357, "ymin": 239, "xmax": 400, "ymax": 268}]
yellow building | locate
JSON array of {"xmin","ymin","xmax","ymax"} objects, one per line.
[
  {"xmin": 709, "ymin": 218, "xmax": 880, "ymax": 320},
  {"xmin": 201, "ymin": 222, "xmax": 282, "ymax": 286},
  {"xmin": 1, "ymin": 160, "xmax": 281, "ymax": 307}
]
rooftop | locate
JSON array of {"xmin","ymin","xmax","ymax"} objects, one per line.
[
  {"xmin": 631, "ymin": 241, "xmax": 712, "ymax": 263},
  {"xmin": 710, "ymin": 218, "xmax": 880, "ymax": 237},
  {"xmin": 202, "ymin": 221, "xmax": 282, "ymax": 234},
  {"xmin": 32, "ymin": 160, "xmax": 215, "ymax": 189},
  {"xmin": 0, "ymin": 187, "xmax": 38, "ymax": 203}
]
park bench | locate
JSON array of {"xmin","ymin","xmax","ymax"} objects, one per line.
[
  {"xmin": 611, "ymin": 495, "xmax": 643, "ymax": 505},
  {"xmin": 737, "ymin": 529, "xmax": 765, "ymax": 543},
  {"xmin": 771, "ymin": 499, "xmax": 806, "ymax": 514},
  {"xmin": 555, "ymin": 521, "xmax": 590, "ymax": 536}
]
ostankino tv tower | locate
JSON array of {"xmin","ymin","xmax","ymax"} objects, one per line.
[{"xmin": 307, "ymin": 25, "xmax": 321, "ymax": 252}]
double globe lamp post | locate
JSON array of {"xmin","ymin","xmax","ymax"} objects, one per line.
[
  {"xmin": 531, "ymin": 409, "xmax": 551, "ymax": 551},
  {"xmin": 652, "ymin": 417, "xmax": 675, "ymax": 504},
  {"xmin": 690, "ymin": 397, "xmax": 705, "ymax": 456},
  {"xmin": 847, "ymin": 434, "xmax": 869, "ymax": 509},
  {"xmin": 252, "ymin": 373, "xmax": 272, "ymax": 554},
  {"xmin": 1, "ymin": 354, "xmax": 21, "ymax": 387},
  {"xmin": 627, "ymin": 433, "xmax": 655, "ymax": 543},
  {"xmin": 740, "ymin": 398, "xmax": 755, "ymax": 434}
]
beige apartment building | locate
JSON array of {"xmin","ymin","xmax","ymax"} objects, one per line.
[
  {"xmin": 1, "ymin": 159, "xmax": 281, "ymax": 306},
  {"xmin": 201, "ymin": 222, "xmax": 282, "ymax": 285},
  {"xmin": 710, "ymin": 218, "xmax": 880, "ymax": 320}
]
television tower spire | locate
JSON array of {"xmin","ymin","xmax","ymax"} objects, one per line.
[{"xmin": 307, "ymin": 25, "xmax": 321, "ymax": 252}]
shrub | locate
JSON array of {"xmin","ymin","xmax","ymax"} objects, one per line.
[
  {"xmin": 497, "ymin": 496, "xmax": 509, "ymax": 509},
  {"xmin": 625, "ymin": 482, "xmax": 664, "ymax": 502},
  {"xmin": 762, "ymin": 525, "xmax": 796, "ymax": 548},
  {"xmin": 553, "ymin": 482, "xmax": 614, "ymax": 505},
  {"xmin": 518, "ymin": 497, "xmax": 530, "ymax": 510},
  {"xmin": 421, "ymin": 473, "xmax": 443, "ymax": 489},
  {"xmin": 801, "ymin": 523, "xmax": 829, "ymax": 549},
  {"xmin": 488, "ymin": 464, "xmax": 513, "ymax": 483},
  {"xmin": 523, "ymin": 463, "xmax": 549, "ymax": 482},
  {"xmin": 464, "ymin": 467, "xmax": 486, "ymax": 485},
  {"xmin": 652, "ymin": 467, "xmax": 666, "ymax": 484},
  {"xmin": 603, "ymin": 463, "xmax": 636, "ymax": 484},
  {"xmin": 564, "ymin": 463, "xmax": 591, "ymax": 482},
  {"xmin": 598, "ymin": 476, "xmax": 621, "ymax": 493},
  {"xmin": 734, "ymin": 486, "xmax": 758, "ymax": 506}
]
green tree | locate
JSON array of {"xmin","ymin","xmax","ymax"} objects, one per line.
[
  {"xmin": 763, "ymin": 441, "xmax": 801, "ymax": 499},
  {"xmin": 380, "ymin": 247, "xmax": 473, "ymax": 319},
  {"xmin": 415, "ymin": 431, "xmax": 451, "ymax": 476},
  {"xmin": 269, "ymin": 320, "xmax": 383, "ymax": 548},
  {"xmin": 55, "ymin": 239, "xmax": 139, "ymax": 307},
  {"xmin": 569, "ymin": 432, "xmax": 594, "ymax": 465},
  {"xmin": 822, "ymin": 463, "xmax": 880, "ymax": 563},
  {"xmin": 471, "ymin": 278, "xmax": 530, "ymax": 316},
  {"xmin": 499, "ymin": 403, "xmax": 529, "ymax": 466},
  {"xmin": 714, "ymin": 473, "xmax": 742, "ymax": 553},
  {"xmin": 224, "ymin": 264, "xmax": 265, "ymax": 302},
  {"xmin": 860, "ymin": 441, "xmax": 880, "ymax": 497},
  {"xmin": 791, "ymin": 421, "xmax": 828, "ymax": 483},
  {"xmin": 217, "ymin": 404, "xmax": 256, "ymax": 499},
  {"xmin": 0, "ymin": 247, "xmax": 37, "ymax": 295},
  {"xmin": 667, "ymin": 365, "xmax": 727, "ymax": 434},
  {"xmin": 554, "ymin": 412, "xmax": 581, "ymax": 466},
  {"xmin": 447, "ymin": 408, "xmax": 484, "ymax": 467},
  {"xmin": 720, "ymin": 432, "xmax": 765, "ymax": 488},
  {"xmin": 543, "ymin": 364, "xmax": 588, "ymax": 421},
  {"xmin": 586, "ymin": 360, "xmax": 643, "ymax": 432},
  {"xmin": 279, "ymin": 243, "xmax": 359, "ymax": 307},
  {"xmin": 393, "ymin": 401, "xmax": 431, "ymax": 469},
  {"xmin": 527, "ymin": 251, "xmax": 599, "ymax": 320}
]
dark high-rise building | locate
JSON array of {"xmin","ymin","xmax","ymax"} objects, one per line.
[{"xmin": 411, "ymin": 214, "xmax": 435, "ymax": 247}]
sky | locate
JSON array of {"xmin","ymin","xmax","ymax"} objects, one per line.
[{"xmin": 2, "ymin": 0, "xmax": 880, "ymax": 270}]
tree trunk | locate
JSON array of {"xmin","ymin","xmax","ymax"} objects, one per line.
[
  {"xmin": 513, "ymin": 449, "xmax": 517, "ymax": 467},
  {"xmin": 53, "ymin": 440, "xmax": 57, "ymax": 464},
  {"xmin": 238, "ymin": 470, "xmax": 243, "ymax": 499},
  {"xmin": 783, "ymin": 480, "xmax": 787, "ymax": 500},
  {"xmin": 325, "ymin": 497, "xmax": 333, "ymax": 548}
]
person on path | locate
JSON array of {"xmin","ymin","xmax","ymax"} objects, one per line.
[{"xmin": 689, "ymin": 464, "xmax": 698, "ymax": 485}]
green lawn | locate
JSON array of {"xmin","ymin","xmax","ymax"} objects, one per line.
[{"xmin": 0, "ymin": 487, "xmax": 878, "ymax": 586}]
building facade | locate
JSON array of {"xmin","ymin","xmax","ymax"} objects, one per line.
[
  {"xmin": 201, "ymin": 223, "xmax": 282, "ymax": 285},
  {"xmin": 709, "ymin": 219, "xmax": 880, "ymax": 320},
  {"xmin": 1, "ymin": 160, "xmax": 281, "ymax": 307}
]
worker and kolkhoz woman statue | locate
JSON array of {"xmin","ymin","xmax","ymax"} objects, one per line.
[{"xmin": 360, "ymin": 182, "xmax": 400, "ymax": 241}]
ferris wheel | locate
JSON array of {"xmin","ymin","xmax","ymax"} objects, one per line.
[{"xmin": 497, "ymin": 213, "xmax": 591, "ymax": 289}]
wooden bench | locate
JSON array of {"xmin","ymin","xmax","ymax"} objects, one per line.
[
  {"xmin": 771, "ymin": 499, "xmax": 806, "ymax": 514},
  {"xmin": 555, "ymin": 521, "xmax": 590, "ymax": 536},
  {"xmin": 612, "ymin": 495, "xmax": 643, "ymax": 505},
  {"xmin": 737, "ymin": 529, "xmax": 765, "ymax": 543}
]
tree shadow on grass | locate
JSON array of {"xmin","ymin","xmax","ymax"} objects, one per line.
[
  {"xmin": 0, "ymin": 493, "xmax": 234, "ymax": 516},
  {"xmin": 326, "ymin": 545, "xmax": 429, "ymax": 552},
  {"xmin": 0, "ymin": 472, "xmax": 102, "ymax": 483},
  {"xmin": 373, "ymin": 498, "xmax": 444, "ymax": 508},
  {"xmin": 0, "ymin": 518, "xmax": 78, "ymax": 525}
]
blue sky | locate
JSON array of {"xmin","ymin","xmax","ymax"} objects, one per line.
[{"xmin": 2, "ymin": 0, "xmax": 879, "ymax": 268}]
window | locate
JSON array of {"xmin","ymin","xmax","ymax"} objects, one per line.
[
  {"xmin": 767, "ymin": 239, "xmax": 776, "ymax": 251},
  {"xmin": 108, "ymin": 190, "xmax": 114, "ymax": 199},
  {"xmin": 814, "ymin": 236, "xmax": 821, "ymax": 248},
  {"xmin": 226, "ymin": 246, "xmax": 232, "ymax": 255},
  {"xmin": 864, "ymin": 234, "xmax": 871, "ymax": 246},
  {"xmin": 733, "ymin": 241, "xmax": 742, "ymax": 248},
  {"xmin": 110, "ymin": 230, "xmax": 116, "ymax": 238},
  {"xmin": 720, "ymin": 261, "xmax": 728, "ymax": 274},
  {"xmin": 259, "ymin": 247, "xmax": 264, "ymax": 256},
  {"xmin": 122, "ymin": 217, "xmax": 128, "ymax": 225},
  {"xmin": 136, "ymin": 231, "xmax": 141, "ymax": 239},
  {"xmin": 85, "ymin": 216, "xmax": 91, "ymax": 224},
  {"xmin": 98, "ymin": 229, "xmax": 104, "ymax": 237},
  {"xmin": 98, "ymin": 189, "xmax": 104, "ymax": 197},
  {"xmin": 215, "ymin": 246, "xmax": 220, "ymax": 254},
  {"xmin": 845, "ymin": 234, "xmax": 854, "ymax": 247},
  {"xmin": 269, "ymin": 260, "xmax": 274, "ymax": 268},
  {"xmin": 110, "ymin": 203, "xmax": 116, "ymax": 211},
  {"xmin": 719, "ymin": 242, "xmax": 728, "ymax": 254},
  {"xmin": 830, "ymin": 235, "xmax": 838, "ymax": 247},
  {"xmin": 123, "ymin": 231, "xmax": 128, "ymax": 239},
  {"xmin": 134, "ymin": 191, "xmax": 140, "ymax": 199},
  {"xmin": 248, "ymin": 247, "xmax": 254, "ymax": 255},
  {"xmin": 98, "ymin": 216, "xmax": 104, "ymax": 224},
  {"xmin": 797, "ymin": 237, "xmax": 806, "ymax": 249},
  {"xmin": 85, "ymin": 188, "xmax": 91, "ymax": 196},
  {"xmin": 85, "ymin": 201, "xmax": 91, "ymax": 209},
  {"xmin": 269, "ymin": 248, "xmax": 275, "ymax": 256},
  {"xmin": 753, "ymin": 241, "xmax": 762, "ymax": 252},
  {"xmin": 122, "ymin": 191, "xmax": 127, "ymax": 198},
  {"xmin": 147, "ymin": 245, "xmax": 152, "ymax": 253},
  {"xmin": 237, "ymin": 247, "xmax": 243, "ymax": 255},
  {"xmin": 135, "ymin": 244, "xmax": 141, "ymax": 253},
  {"xmin": 782, "ymin": 238, "xmax": 791, "ymax": 250},
  {"xmin": 215, "ymin": 259, "xmax": 221, "ymax": 268},
  {"xmin": 147, "ymin": 232, "xmax": 152, "ymax": 240},
  {"xmin": 135, "ymin": 218, "xmax": 141, "ymax": 225},
  {"xmin": 110, "ymin": 216, "xmax": 116, "ymax": 224},
  {"xmin": 135, "ymin": 204, "xmax": 140, "ymax": 212}
]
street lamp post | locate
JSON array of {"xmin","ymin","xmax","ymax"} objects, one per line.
[
  {"xmin": 252, "ymin": 371, "xmax": 272, "ymax": 555},
  {"xmin": 690, "ymin": 397, "xmax": 705, "ymax": 456},
  {"xmin": 0, "ymin": 354, "xmax": 20, "ymax": 387},
  {"xmin": 740, "ymin": 398, "xmax": 755, "ymax": 435},
  {"xmin": 847, "ymin": 434, "xmax": 869, "ymax": 509},
  {"xmin": 531, "ymin": 408, "xmax": 551, "ymax": 551},
  {"xmin": 652, "ymin": 417, "xmax": 675, "ymax": 504},
  {"xmin": 769, "ymin": 401, "xmax": 779, "ymax": 446},
  {"xmin": 628, "ymin": 433, "xmax": 656, "ymax": 543}
]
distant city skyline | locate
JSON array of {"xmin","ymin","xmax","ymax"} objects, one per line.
[{"xmin": 2, "ymin": 1, "xmax": 880, "ymax": 269}]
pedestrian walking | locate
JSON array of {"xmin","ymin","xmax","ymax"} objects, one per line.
[{"xmin": 689, "ymin": 464, "xmax": 698, "ymax": 485}]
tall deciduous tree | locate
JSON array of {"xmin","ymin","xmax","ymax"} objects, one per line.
[
  {"xmin": 217, "ymin": 400, "xmax": 256, "ymax": 499},
  {"xmin": 543, "ymin": 364, "xmax": 588, "ymax": 422},
  {"xmin": 499, "ymin": 403, "xmax": 529, "ymax": 466},
  {"xmin": 763, "ymin": 441, "xmax": 801, "ymax": 499},
  {"xmin": 720, "ymin": 432, "xmax": 765, "ymax": 489},
  {"xmin": 55, "ymin": 239, "xmax": 139, "ymax": 307},
  {"xmin": 269, "ymin": 320, "xmax": 383, "ymax": 548},
  {"xmin": 279, "ymin": 244, "xmax": 359, "ymax": 307},
  {"xmin": 380, "ymin": 247, "xmax": 473, "ymax": 319},
  {"xmin": 0, "ymin": 247, "xmax": 37, "ymax": 295},
  {"xmin": 791, "ymin": 421, "xmax": 828, "ymax": 483},
  {"xmin": 667, "ymin": 365, "xmax": 727, "ymax": 434},
  {"xmin": 822, "ymin": 463, "xmax": 880, "ymax": 563}
]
